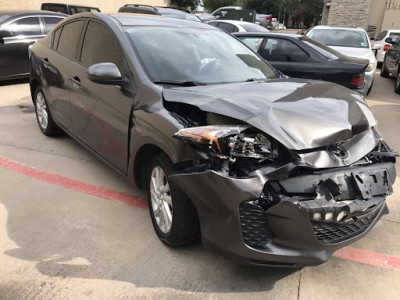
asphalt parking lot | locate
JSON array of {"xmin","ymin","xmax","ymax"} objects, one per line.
[{"xmin": 0, "ymin": 73, "xmax": 400, "ymax": 299}]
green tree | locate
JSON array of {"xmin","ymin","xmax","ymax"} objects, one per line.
[{"xmin": 170, "ymin": 0, "xmax": 201, "ymax": 11}]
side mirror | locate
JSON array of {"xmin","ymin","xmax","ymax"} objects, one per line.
[
  {"xmin": 372, "ymin": 44, "xmax": 381, "ymax": 51},
  {"xmin": 87, "ymin": 63, "xmax": 127, "ymax": 86},
  {"xmin": 385, "ymin": 37, "xmax": 393, "ymax": 44},
  {"xmin": 0, "ymin": 30, "xmax": 12, "ymax": 38}
]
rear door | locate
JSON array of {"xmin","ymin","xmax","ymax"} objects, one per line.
[
  {"xmin": 68, "ymin": 20, "xmax": 135, "ymax": 172},
  {"xmin": 0, "ymin": 16, "xmax": 43, "ymax": 78},
  {"xmin": 40, "ymin": 20, "xmax": 85, "ymax": 128}
]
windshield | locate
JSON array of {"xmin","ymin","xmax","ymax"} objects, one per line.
[
  {"xmin": 125, "ymin": 26, "xmax": 277, "ymax": 84},
  {"xmin": 308, "ymin": 29, "xmax": 369, "ymax": 48},
  {"xmin": 301, "ymin": 37, "xmax": 343, "ymax": 60}
]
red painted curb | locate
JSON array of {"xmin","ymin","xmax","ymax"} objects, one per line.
[
  {"xmin": 0, "ymin": 156, "xmax": 148, "ymax": 209},
  {"xmin": 333, "ymin": 246, "xmax": 400, "ymax": 272}
]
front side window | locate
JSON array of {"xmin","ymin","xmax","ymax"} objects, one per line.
[
  {"xmin": 5, "ymin": 17, "xmax": 41, "ymax": 36},
  {"xmin": 239, "ymin": 37, "xmax": 263, "ymax": 52},
  {"xmin": 125, "ymin": 26, "xmax": 277, "ymax": 84},
  {"xmin": 308, "ymin": 29, "xmax": 369, "ymax": 48},
  {"xmin": 80, "ymin": 21, "xmax": 124, "ymax": 71},
  {"xmin": 57, "ymin": 20, "xmax": 84, "ymax": 59}
]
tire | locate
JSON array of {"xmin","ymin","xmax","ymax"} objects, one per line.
[
  {"xmin": 34, "ymin": 86, "xmax": 62, "ymax": 136},
  {"xmin": 380, "ymin": 60, "xmax": 390, "ymax": 78},
  {"xmin": 367, "ymin": 80, "xmax": 373, "ymax": 96},
  {"xmin": 395, "ymin": 71, "xmax": 400, "ymax": 95},
  {"xmin": 147, "ymin": 153, "xmax": 199, "ymax": 246}
]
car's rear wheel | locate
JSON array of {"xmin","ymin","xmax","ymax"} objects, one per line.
[
  {"xmin": 34, "ymin": 86, "xmax": 62, "ymax": 136},
  {"xmin": 147, "ymin": 153, "xmax": 199, "ymax": 246},
  {"xmin": 395, "ymin": 71, "xmax": 400, "ymax": 94},
  {"xmin": 380, "ymin": 59, "xmax": 390, "ymax": 78}
]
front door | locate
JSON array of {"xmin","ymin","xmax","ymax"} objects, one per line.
[{"xmin": 69, "ymin": 20, "xmax": 136, "ymax": 173}]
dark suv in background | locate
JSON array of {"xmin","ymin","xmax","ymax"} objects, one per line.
[
  {"xmin": 380, "ymin": 36, "xmax": 400, "ymax": 94},
  {"xmin": 0, "ymin": 10, "xmax": 66, "ymax": 81},
  {"xmin": 41, "ymin": 3, "xmax": 100, "ymax": 15}
]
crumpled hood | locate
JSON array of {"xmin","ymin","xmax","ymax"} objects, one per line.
[{"xmin": 163, "ymin": 79, "xmax": 377, "ymax": 150}]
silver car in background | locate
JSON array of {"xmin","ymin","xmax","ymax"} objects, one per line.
[{"xmin": 306, "ymin": 26, "xmax": 380, "ymax": 95}]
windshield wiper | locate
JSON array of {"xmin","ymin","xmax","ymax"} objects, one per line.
[{"xmin": 154, "ymin": 80, "xmax": 206, "ymax": 86}]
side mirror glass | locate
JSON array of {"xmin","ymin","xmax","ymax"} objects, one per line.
[
  {"xmin": 87, "ymin": 63, "xmax": 126, "ymax": 86},
  {"xmin": 385, "ymin": 37, "xmax": 393, "ymax": 44}
]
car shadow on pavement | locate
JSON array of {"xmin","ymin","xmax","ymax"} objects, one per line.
[{"xmin": 2, "ymin": 197, "xmax": 297, "ymax": 293}]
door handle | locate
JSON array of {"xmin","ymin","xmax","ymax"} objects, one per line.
[
  {"xmin": 70, "ymin": 76, "xmax": 81, "ymax": 88},
  {"xmin": 41, "ymin": 58, "xmax": 49, "ymax": 69}
]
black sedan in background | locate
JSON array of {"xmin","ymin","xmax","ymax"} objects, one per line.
[
  {"xmin": 0, "ymin": 11, "xmax": 66, "ymax": 81},
  {"xmin": 29, "ymin": 14, "xmax": 396, "ymax": 267},
  {"xmin": 234, "ymin": 32, "xmax": 369, "ymax": 94},
  {"xmin": 380, "ymin": 36, "xmax": 400, "ymax": 94}
]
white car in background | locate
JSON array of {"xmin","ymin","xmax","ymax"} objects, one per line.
[
  {"xmin": 207, "ymin": 20, "xmax": 269, "ymax": 33},
  {"xmin": 306, "ymin": 26, "xmax": 380, "ymax": 95},
  {"xmin": 372, "ymin": 30, "xmax": 400, "ymax": 64}
]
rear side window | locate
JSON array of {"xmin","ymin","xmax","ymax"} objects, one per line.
[
  {"xmin": 259, "ymin": 38, "xmax": 309, "ymax": 62},
  {"xmin": 375, "ymin": 31, "xmax": 387, "ymax": 41},
  {"xmin": 6, "ymin": 17, "xmax": 41, "ymax": 36},
  {"xmin": 218, "ymin": 22, "xmax": 238, "ymax": 33},
  {"xmin": 80, "ymin": 21, "xmax": 124, "ymax": 71},
  {"xmin": 43, "ymin": 16, "xmax": 64, "ymax": 33},
  {"xmin": 52, "ymin": 27, "xmax": 62, "ymax": 48},
  {"xmin": 57, "ymin": 20, "xmax": 84, "ymax": 59}
]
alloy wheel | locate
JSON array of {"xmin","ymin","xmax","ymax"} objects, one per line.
[
  {"xmin": 36, "ymin": 92, "xmax": 48, "ymax": 130},
  {"xmin": 150, "ymin": 166, "xmax": 173, "ymax": 234}
]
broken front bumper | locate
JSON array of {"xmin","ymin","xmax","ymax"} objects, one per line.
[{"xmin": 170, "ymin": 162, "xmax": 396, "ymax": 267}]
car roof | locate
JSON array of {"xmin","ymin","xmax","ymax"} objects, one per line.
[
  {"xmin": 310, "ymin": 25, "xmax": 367, "ymax": 32},
  {"xmin": 68, "ymin": 13, "xmax": 210, "ymax": 29},
  {"xmin": 0, "ymin": 10, "xmax": 67, "ymax": 16},
  {"xmin": 0, "ymin": 10, "xmax": 67, "ymax": 23},
  {"xmin": 209, "ymin": 20, "xmax": 256, "ymax": 26},
  {"xmin": 234, "ymin": 32, "xmax": 301, "ymax": 38}
]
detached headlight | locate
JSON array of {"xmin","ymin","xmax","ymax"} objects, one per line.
[
  {"xmin": 366, "ymin": 63, "xmax": 375, "ymax": 72},
  {"xmin": 174, "ymin": 125, "xmax": 278, "ymax": 161}
]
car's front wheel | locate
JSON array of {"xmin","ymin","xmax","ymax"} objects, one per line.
[
  {"xmin": 34, "ymin": 86, "xmax": 62, "ymax": 136},
  {"xmin": 147, "ymin": 154, "xmax": 199, "ymax": 246},
  {"xmin": 395, "ymin": 70, "xmax": 400, "ymax": 94}
]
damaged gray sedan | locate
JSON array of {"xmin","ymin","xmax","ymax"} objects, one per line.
[{"xmin": 29, "ymin": 13, "xmax": 396, "ymax": 267}]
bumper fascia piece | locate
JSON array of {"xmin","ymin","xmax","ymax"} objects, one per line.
[{"xmin": 170, "ymin": 162, "xmax": 396, "ymax": 267}]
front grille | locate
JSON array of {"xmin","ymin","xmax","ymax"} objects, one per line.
[
  {"xmin": 312, "ymin": 211, "xmax": 379, "ymax": 244},
  {"xmin": 239, "ymin": 203, "xmax": 272, "ymax": 249}
]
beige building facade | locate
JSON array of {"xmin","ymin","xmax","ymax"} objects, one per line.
[
  {"xmin": 321, "ymin": 0, "xmax": 400, "ymax": 37},
  {"xmin": 0, "ymin": 0, "xmax": 170, "ymax": 14}
]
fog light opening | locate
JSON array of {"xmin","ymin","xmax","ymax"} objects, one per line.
[
  {"xmin": 325, "ymin": 212, "xmax": 334, "ymax": 221},
  {"xmin": 313, "ymin": 212, "xmax": 322, "ymax": 221},
  {"xmin": 336, "ymin": 210, "xmax": 348, "ymax": 222}
]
